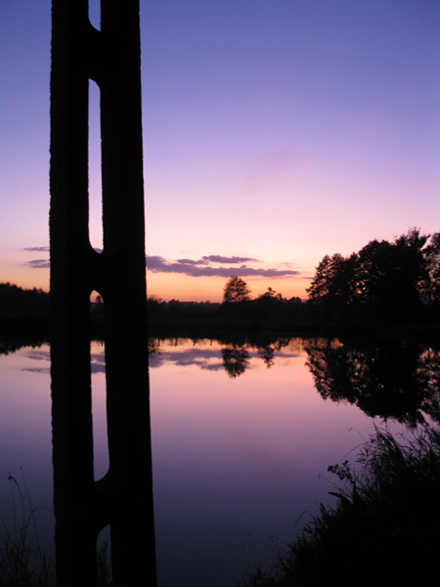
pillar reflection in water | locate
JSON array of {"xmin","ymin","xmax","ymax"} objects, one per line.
[{"xmin": 49, "ymin": 1, "xmax": 156, "ymax": 585}]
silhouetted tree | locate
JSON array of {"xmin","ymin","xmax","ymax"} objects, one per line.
[
  {"xmin": 255, "ymin": 287, "xmax": 287, "ymax": 321},
  {"xmin": 260, "ymin": 287, "xmax": 280, "ymax": 300},
  {"xmin": 306, "ymin": 253, "xmax": 358, "ymax": 319},
  {"xmin": 357, "ymin": 229, "xmax": 428, "ymax": 322},
  {"xmin": 307, "ymin": 228, "xmax": 438, "ymax": 323},
  {"xmin": 222, "ymin": 276, "xmax": 251, "ymax": 304}
]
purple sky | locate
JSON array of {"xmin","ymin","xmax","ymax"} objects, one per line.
[{"xmin": 1, "ymin": 0, "xmax": 439, "ymax": 301}]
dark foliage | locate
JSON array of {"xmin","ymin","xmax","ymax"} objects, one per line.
[
  {"xmin": 0, "ymin": 283, "xmax": 50, "ymax": 339},
  {"xmin": 242, "ymin": 425, "xmax": 440, "ymax": 587},
  {"xmin": 145, "ymin": 286, "xmax": 307, "ymax": 335},
  {"xmin": 0, "ymin": 283, "xmax": 49, "ymax": 316},
  {"xmin": 306, "ymin": 228, "xmax": 439, "ymax": 325}
]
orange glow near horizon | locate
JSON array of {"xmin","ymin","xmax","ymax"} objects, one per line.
[
  {"xmin": 3, "ymin": 263, "xmax": 311, "ymax": 302},
  {"xmin": 146, "ymin": 272, "xmax": 310, "ymax": 302}
]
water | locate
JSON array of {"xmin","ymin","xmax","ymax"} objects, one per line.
[{"xmin": 0, "ymin": 336, "xmax": 437, "ymax": 586}]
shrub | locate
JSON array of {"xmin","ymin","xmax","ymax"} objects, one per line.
[{"xmin": 241, "ymin": 425, "xmax": 440, "ymax": 586}]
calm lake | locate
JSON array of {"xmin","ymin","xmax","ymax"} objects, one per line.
[{"xmin": 0, "ymin": 336, "xmax": 438, "ymax": 586}]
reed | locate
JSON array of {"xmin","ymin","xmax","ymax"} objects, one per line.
[
  {"xmin": 0, "ymin": 471, "xmax": 111, "ymax": 587},
  {"xmin": 241, "ymin": 424, "xmax": 440, "ymax": 586},
  {"xmin": 0, "ymin": 470, "xmax": 54, "ymax": 587}
]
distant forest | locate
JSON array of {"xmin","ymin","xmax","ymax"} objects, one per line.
[
  {"xmin": 0, "ymin": 282, "xmax": 50, "ymax": 339},
  {"xmin": 1, "ymin": 229, "xmax": 440, "ymax": 339}
]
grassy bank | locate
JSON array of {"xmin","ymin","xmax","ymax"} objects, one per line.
[{"xmin": 241, "ymin": 425, "xmax": 440, "ymax": 587}]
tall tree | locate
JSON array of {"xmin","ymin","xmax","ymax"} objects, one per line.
[
  {"xmin": 306, "ymin": 228, "xmax": 437, "ymax": 323},
  {"xmin": 223, "ymin": 276, "xmax": 251, "ymax": 304},
  {"xmin": 357, "ymin": 229, "xmax": 429, "ymax": 321},
  {"xmin": 306, "ymin": 253, "xmax": 358, "ymax": 318}
]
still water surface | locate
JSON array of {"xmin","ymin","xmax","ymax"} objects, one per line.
[{"xmin": 0, "ymin": 336, "xmax": 437, "ymax": 586}]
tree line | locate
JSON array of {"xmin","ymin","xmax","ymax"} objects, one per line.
[
  {"xmin": 306, "ymin": 228, "xmax": 440, "ymax": 324},
  {"xmin": 219, "ymin": 276, "xmax": 303, "ymax": 321},
  {"xmin": 146, "ymin": 229, "xmax": 440, "ymax": 332},
  {"xmin": 146, "ymin": 287, "xmax": 303, "ymax": 332},
  {"xmin": 0, "ymin": 282, "xmax": 50, "ymax": 339},
  {"xmin": 0, "ymin": 282, "xmax": 49, "ymax": 313},
  {"xmin": 2, "ymin": 228, "xmax": 440, "ymax": 338},
  {"xmin": 204, "ymin": 228, "xmax": 440, "ymax": 329}
]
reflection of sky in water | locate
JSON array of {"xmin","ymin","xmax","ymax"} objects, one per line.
[
  {"xmin": 148, "ymin": 338, "xmax": 403, "ymax": 586},
  {"xmin": 0, "ymin": 339, "xmax": 412, "ymax": 587},
  {"xmin": 0, "ymin": 344, "xmax": 54, "ymax": 551}
]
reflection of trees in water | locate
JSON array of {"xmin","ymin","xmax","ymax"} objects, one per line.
[
  {"xmin": 221, "ymin": 336, "xmax": 295, "ymax": 376},
  {"xmin": 147, "ymin": 336, "xmax": 295, "ymax": 376},
  {"xmin": 257, "ymin": 345, "xmax": 275, "ymax": 368},
  {"xmin": 220, "ymin": 336, "xmax": 296, "ymax": 376},
  {"xmin": 418, "ymin": 348, "xmax": 440, "ymax": 423},
  {"xmin": 0, "ymin": 338, "xmax": 46, "ymax": 355},
  {"xmin": 254, "ymin": 336, "xmax": 296, "ymax": 370},
  {"xmin": 148, "ymin": 338, "xmax": 161, "ymax": 355},
  {"xmin": 221, "ymin": 345, "xmax": 250, "ymax": 378},
  {"xmin": 305, "ymin": 339, "xmax": 440, "ymax": 427}
]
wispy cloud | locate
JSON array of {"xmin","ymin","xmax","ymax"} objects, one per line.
[
  {"xmin": 202, "ymin": 255, "xmax": 258, "ymax": 264},
  {"xmin": 147, "ymin": 255, "xmax": 300, "ymax": 278},
  {"xmin": 22, "ymin": 367, "xmax": 50, "ymax": 374},
  {"xmin": 24, "ymin": 246, "xmax": 49, "ymax": 269},
  {"xmin": 24, "ymin": 245, "xmax": 103, "ymax": 269},
  {"xmin": 24, "ymin": 246, "xmax": 49, "ymax": 252},
  {"xmin": 175, "ymin": 255, "xmax": 258, "ymax": 266},
  {"xmin": 26, "ymin": 259, "xmax": 50, "ymax": 269},
  {"xmin": 24, "ymin": 248, "xmax": 300, "ymax": 279}
]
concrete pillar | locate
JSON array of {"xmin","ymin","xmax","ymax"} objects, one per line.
[{"xmin": 50, "ymin": 1, "xmax": 156, "ymax": 585}]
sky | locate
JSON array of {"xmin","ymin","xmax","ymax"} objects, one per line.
[{"xmin": 0, "ymin": 0, "xmax": 439, "ymax": 302}]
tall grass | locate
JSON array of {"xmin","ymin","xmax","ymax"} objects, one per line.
[
  {"xmin": 0, "ymin": 471, "xmax": 111, "ymax": 587},
  {"xmin": 241, "ymin": 424, "xmax": 440, "ymax": 586},
  {"xmin": 0, "ymin": 470, "xmax": 54, "ymax": 587}
]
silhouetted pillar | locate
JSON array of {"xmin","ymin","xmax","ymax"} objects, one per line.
[{"xmin": 50, "ymin": 1, "xmax": 156, "ymax": 585}]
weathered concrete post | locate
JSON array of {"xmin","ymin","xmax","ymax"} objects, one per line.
[{"xmin": 50, "ymin": 1, "xmax": 156, "ymax": 585}]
